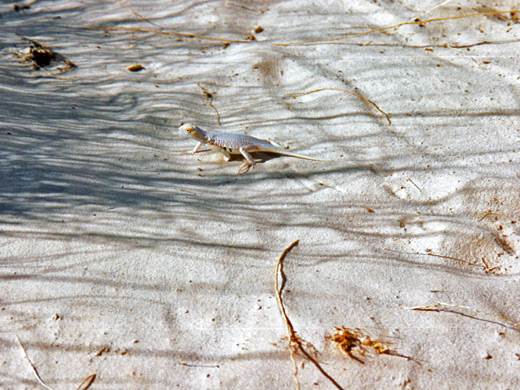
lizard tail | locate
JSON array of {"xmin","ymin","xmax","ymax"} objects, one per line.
[{"xmin": 276, "ymin": 151, "xmax": 325, "ymax": 162}]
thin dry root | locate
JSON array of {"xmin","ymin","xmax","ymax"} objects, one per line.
[{"xmin": 275, "ymin": 241, "xmax": 345, "ymax": 390}]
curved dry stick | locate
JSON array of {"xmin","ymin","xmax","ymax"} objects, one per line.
[
  {"xmin": 273, "ymin": 10, "xmax": 520, "ymax": 46},
  {"xmin": 285, "ymin": 88, "xmax": 391, "ymax": 125},
  {"xmin": 410, "ymin": 302, "xmax": 520, "ymax": 332},
  {"xmin": 17, "ymin": 336, "xmax": 55, "ymax": 390},
  {"xmin": 76, "ymin": 26, "xmax": 250, "ymax": 44},
  {"xmin": 117, "ymin": 0, "xmax": 164, "ymax": 29},
  {"xmin": 198, "ymin": 83, "xmax": 222, "ymax": 125},
  {"xmin": 275, "ymin": 240, "xmax": 345, "ymax": 390}
]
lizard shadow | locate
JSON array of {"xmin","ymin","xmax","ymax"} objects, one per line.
[
  {"xmin": 228, "ymin": 151, "xmax": 326, "ymax": 175},
  {"xmin": 227, "ymin": 151, "xmax": 317, "ymax": 166},
  {"xmin": 220, "ymin": 152, "xmax": 377, "ymax": 178}
]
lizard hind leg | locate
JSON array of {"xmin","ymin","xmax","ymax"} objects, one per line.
[
  {"xmin": 212, "ymin": 146, "xmax": 231, "ymax": 162},
  {"xmin": 237, "ymin": 147, "xmax": 256, "ymax": 174}
]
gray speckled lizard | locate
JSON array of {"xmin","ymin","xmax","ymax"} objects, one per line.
[{"xmin": 180, "ymin": 123, "xmax": 323, "ymax": 174}]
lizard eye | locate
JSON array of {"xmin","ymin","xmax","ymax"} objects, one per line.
[{"xmin": 180, "ymin": 123, "xmax": 195, "ymax": 133}]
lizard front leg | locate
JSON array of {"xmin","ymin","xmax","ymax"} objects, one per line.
[{"xmin": 182, "ymin": 141, "xmax": 205, "ymax": 155}]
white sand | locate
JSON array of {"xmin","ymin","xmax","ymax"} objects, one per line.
[{"xmin": 1, "ymin": 0, "xmax": 519, "ymax": 388}]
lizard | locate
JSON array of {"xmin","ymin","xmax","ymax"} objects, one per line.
[{"xmin": 180, "ymin": 123, "xmax": 323, "ymax": 174}]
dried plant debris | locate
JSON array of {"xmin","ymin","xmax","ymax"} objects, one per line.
[
  {"xmin": 328, "ymin": 326, "xmax": 419, "ymax": 365},
  {"xmin": 17, "ymin": 36, "xmax": 76, "ymax": 73}
]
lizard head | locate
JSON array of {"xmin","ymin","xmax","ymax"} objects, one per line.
[{"xmin": 179, "ymin": 123, "xmax": 206, "ymax": 141}]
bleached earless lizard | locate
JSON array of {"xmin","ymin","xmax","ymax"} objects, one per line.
[{"xmin": 180, "ymin": 123, "xmax": 323, "ymax": 174}]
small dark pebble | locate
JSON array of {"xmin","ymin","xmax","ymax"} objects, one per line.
[
  {"xmin": 14, "ymin": 4, "xmax": 31, "ymax": 12},
  {"xmin": 127, "ymin": 64, "xmax": 145, "ymax": 72}
]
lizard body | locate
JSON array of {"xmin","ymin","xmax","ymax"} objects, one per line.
[{"xmin": 180, "ymin": 123, "xmax": 322, "ymax": 174}]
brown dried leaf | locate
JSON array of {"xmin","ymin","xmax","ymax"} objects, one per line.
[{"xmin": 77, "ymin": 374, "xmax": 96, "ymax": 390}]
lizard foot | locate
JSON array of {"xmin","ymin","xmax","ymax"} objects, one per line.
[{"xmin": 237, "ymin": 162, "xmax": 253, "ymax": 175}]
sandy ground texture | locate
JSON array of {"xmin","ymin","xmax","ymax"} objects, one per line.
[{"xmin": 1, "ymin": 0, "xmax": 520, "ymax": 389}]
